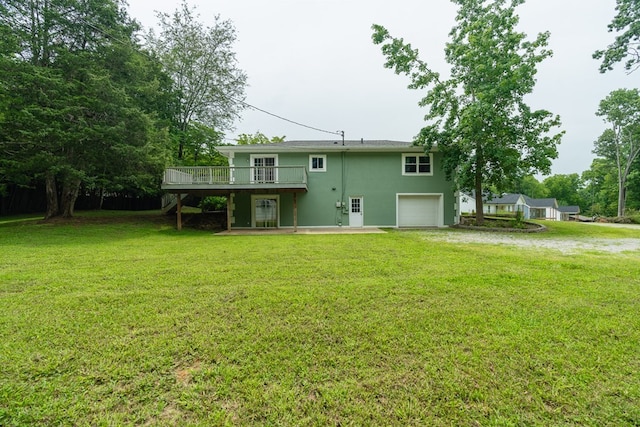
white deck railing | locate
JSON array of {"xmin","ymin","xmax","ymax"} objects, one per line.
[{"xmin": 163, "ymin": 166, "xmax": 307, "ymax": 186}]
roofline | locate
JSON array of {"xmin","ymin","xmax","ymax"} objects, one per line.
[{"xmin": 216, "ymin": 141, "xmax": 436, "ymax": 156}]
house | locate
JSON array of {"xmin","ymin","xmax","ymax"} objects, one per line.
[
  {"xmin": 558, "ymin": 205, "xmax": 581, "ymax": 221},
  {"xmin": 458, "ymin": 192, "xmax": 477, "ymax": 214},
  {"xmin": 524, "ymin": 197, "xmax": 560, "ymax": 220},
  {"xmin": 459, "ymin": 192, "xmax": 572, "ymax": 221},
  {"xmin": 459, "ymin": 192, "xmax": 529, "ymax": 217},
  {"xmin": 484, "ymin": 193, "xmax": 529, "ymax": 216},
  {"xmin": 161, "ymin": 140, "xmax": 456, "ymax": 230}
]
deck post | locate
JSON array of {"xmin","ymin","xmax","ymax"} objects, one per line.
[
  {"xmin": 176, "ymin": 193, "xmax": 183, "ymax": 231},
  {"xmin": 293, "ymin": 192, "xmax": 298, "ymax": 232},
  {"xmin": 227, "ymin": 194, "xmax": 232, "ymax": 232}
]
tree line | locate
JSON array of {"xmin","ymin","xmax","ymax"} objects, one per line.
[{"xmin": 0, "ymin": 0, "xmax": 245, "ymax": 218}]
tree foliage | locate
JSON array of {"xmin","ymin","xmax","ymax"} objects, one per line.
[
  {"xmin": 594, "ymin": 0, "xmax": 640, "ymax": 73},
  {"xmin": 146, "ymin": 1, "xmax": 247, "ymax": 160},
  {"xmin": 372, "ymin": 0, "xmax": 562, "ymax": 224},
  {"xmin": 542, "ymin": 174, "xmax": 583, "ymax": 206},
  {"xmin": 594, "ymin": 88, "xmax": 640, "ymax": 216},
  {"xmin": 581, "ymin": 158, "xmax": 621, "ymax": 216},
  {"xmin": 509, "ymin": 175, "xmax": 549, "ymax": 199},
  {"xmin": 0, "ymin": 0, "xmax": 173, "ymax": 218},
  {"xmin": 237, "ymin": 132, "xmax": 286, "ymax": 145}
]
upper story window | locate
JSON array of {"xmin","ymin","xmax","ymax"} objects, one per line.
[
  {"xmin": 402, "ymin": 153, "xmax": 432, "ymax": 176},
  {"xmin": 309, "ymin": 155, "xmax": 326, "ymax": 172}
]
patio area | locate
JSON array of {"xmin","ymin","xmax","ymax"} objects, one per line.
[{"xmin": 214, "ymin": 227, "xmax": 387, "ymax": 235}]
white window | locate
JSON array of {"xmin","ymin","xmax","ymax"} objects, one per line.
[
  {"xmin": 309, "ymin": 155, "xmax": 326, "ymax": 172},
  {"xmin": 402, "ymin": 153, "xmax": 432, "ymax": 176}
]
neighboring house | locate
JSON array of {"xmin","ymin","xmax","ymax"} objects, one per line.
[
  {"xmin": 458, "ymin": 192, "xmax": 477, "ymax": 214},
  {"xmin": 524, "ymin": 197, "xmax": 560, "ymax": 220},
  {"xmin": 459, "ymin": 192, "xmax": 574, "ymax": 221},
  {"xmin": 459, "ymin": 192, "xmax": 529, "ymax": 217},
  {"xmin": 558, "ymin": 205, "xmax": 581, "ymax": 221},
  {"xmin": 161, "ymin": 140, "xmax": 456, "ymax": 230},
  {"xmin": 484, "ymin": 193, "xmax": 529, "ymax": 217}
]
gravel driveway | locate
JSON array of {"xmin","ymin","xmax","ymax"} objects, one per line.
[{"xmin": 422, "ymin": 224, "xmax": 640, "ymax": 254}]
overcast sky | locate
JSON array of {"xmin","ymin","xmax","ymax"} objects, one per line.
[{"xmin": 127, "ymin": 0, "xmax": 629, "ymax": 176}]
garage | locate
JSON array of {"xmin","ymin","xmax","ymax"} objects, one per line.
[{"xmin": 397, "ymin": 194, "xmax": 442, "ymax": 227}]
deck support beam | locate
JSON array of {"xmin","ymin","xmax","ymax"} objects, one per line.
[
  {"xmin": 176, "ymin": 193, "xmax": 183, "ymax": 231},
  {"xmin": 293, "ymin": 192, "xmax": 298, "ymax": 232},
  {"xmin": 227, "ymin": 194, "xmax": 232, "ymax": 232}
]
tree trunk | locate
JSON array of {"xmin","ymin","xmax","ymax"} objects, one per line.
[
  {"xmin": 44, "ymin": 171, "xmax": 59, "ymax": 219},
  {"xmin": 474, "ymin": 166, "xmax": 484, "ymax": 226},
  {"xmin": 60, "ymin": 179, "xmax": 81, "ymax": 218},
  {"xmin": 618, "ymin": 179, "xmax": 626, "ymax": 217},
  {"xmin": 99, "ymin": 187, "xmax": 105, "ymax": 210},
  {"xmin": 178, "ymin": 125, "xmax": 186, "ymax": 160}
]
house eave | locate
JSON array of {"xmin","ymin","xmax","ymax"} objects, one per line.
[{"xmin": 216, "ymin": 141, "xmax": 438, "ymax": 157}]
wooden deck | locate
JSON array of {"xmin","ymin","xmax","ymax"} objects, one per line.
[
  {"xmin": 161, "ymin": 166, "xmax": 308, "ymax": 194},
  {"xmin": 161, "ymin": 166, "xmax": 308, "ymax": 231}
]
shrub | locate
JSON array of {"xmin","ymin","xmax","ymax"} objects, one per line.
[{"xmin": 199, "ymin": 196, "xmax": 227, "ymax": 212}]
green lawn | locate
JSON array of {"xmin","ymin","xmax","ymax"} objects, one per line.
[{"xmin": 1, "ymin": 212, "xmax": 639, "ymax": 426}]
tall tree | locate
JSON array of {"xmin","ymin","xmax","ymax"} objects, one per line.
[
  {"xmin": 0, "ymin": 0, "xmax": 173, "ymax": 218},
  {"xmin": 594, "ymin": 88, "xmax": 640, "ymax": 217},
  {"xmin": 146, "ymin": 1, "xmax": 247, "ymax": 160},
  {"xmin": 372, "ymin": 0, "xmax": 562, "ymax": 225},
  {"xmin": 594, "ymin": 0, "xmax": 640, "ymax": 73},
  {"xmin": 581, "ymin": 158, "xmax": 620, "ymax": 216}
]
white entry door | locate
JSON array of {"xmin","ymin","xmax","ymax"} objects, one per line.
[{"xmin": 349, "ymin": 197, "xmax": 363, "ymax": 227}]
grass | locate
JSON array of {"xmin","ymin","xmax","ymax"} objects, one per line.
[{"xmin": 1, "ymin": 212, "xmax": 639, "ymax": 425}]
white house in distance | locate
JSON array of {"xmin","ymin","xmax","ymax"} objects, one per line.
[{"xmin": 459, "ymin": 192, "xmax": 580, "ymax": 221}]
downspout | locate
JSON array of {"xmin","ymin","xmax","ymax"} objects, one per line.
[
  {"xmin": 338, "ymin": 150, "xmax": 345, "ymax": 226},
  {"xmin": 341, "ymin": 131, "xmax": 346, "ymax": 226}
]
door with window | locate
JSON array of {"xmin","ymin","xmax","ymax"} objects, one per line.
[
  {"xmin": 252, "ymin": 156, "xmax": 276, "ymax": 183},
  {"xmin": 349, "ymin": 197, "xmax": 363, "ymax": 227},
  {"xmin": 253, "ymin": 196, "xmax": 278, "ymax": 228}
]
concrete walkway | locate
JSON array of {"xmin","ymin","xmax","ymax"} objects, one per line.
[{"xmin": 215, "ymin": 227, "xmax": 387, "ymax": 235}]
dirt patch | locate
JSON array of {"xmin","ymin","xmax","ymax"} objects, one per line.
[{"xmin": 174, "ymin": 360, "xmax": 202, "ymax": 386}]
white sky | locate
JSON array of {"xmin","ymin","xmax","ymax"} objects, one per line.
[{"xmin": 127, "ymin": 0, "xmax": 629, "ymax": 176}]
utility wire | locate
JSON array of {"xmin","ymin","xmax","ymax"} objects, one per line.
[
  {"xmin": 8, "ymin": 2, "xmax": 343, "ymax": 139},
  {"xmin": 240, "ymin": 100, "xmax": 342, "ymax": 137},
  {"xmin": 68, "ymin": 6, "xmax": 343, "ymax": 139}
]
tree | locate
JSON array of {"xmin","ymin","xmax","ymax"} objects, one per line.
[
  {"xmin": 543, "ymin": 174, "xmax": 583, "ymax": 206},
  {"xmin": 237, "ymin": 132, "xmax": 286, "ymax": 145},
  {"xmin": 594, "ymin": 0, "xmax": 640, "ymax": 73},
  {"xmin": 509, "ymin": 175, "xmax": 549, "ymax": 198},
  {"xmin": 594, "ymin": 88, "xmax": 640, "ymax": 217},
  {"xmin": 372, "ymin": 0, "xmax": 562, "ymax": 225},
  {"xmin": 0, "ymin": 0, "xmax": 173, "ymax": 218},
  {"xmin": 181, "ymin": 123, "xmax": 226, "ymax": 165},
  {"xmin": 146, "ymin": 1, "xmax": 247, "ymax": 160},
  {"xmin": 581, "ymin": 158, "xmax": 620, "ymax": 216}
]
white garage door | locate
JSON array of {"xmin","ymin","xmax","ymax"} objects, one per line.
[{"xmin": 398, "ymin": 195, "xmax": 441, "ymax": 227}]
